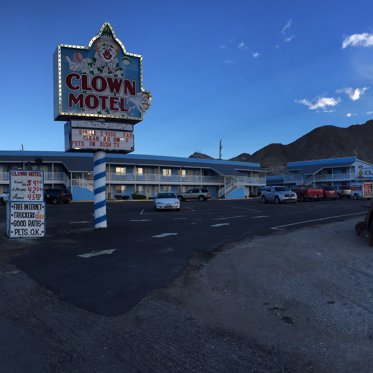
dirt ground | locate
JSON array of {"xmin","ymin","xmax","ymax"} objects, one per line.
[{"xmin": 1, "ymin": 217, "xmax": 373, "ymax": 372}]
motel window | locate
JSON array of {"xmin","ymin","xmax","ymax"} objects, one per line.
[
  {"xmin": 115, "ymin": 185, "xmax": 126, "ymax": 193},
  {"xmin": 136, "ymin": 185, "xmax": 144, "ymax": 193},
  {"xmin": 163, "ymin": 168, "xmax": 172, "ymax": 177},
  {"xmin": 161, "ymin": 185, "xmax": 172, "ymax": 192},
  {"xmin": 179, "ymin": 169, "xmax": 187, "ymax": 177},
  {"xmin": 136, "ymin": 167, "xmax": 143, "ymax": 175},
  {"xmin": 115, "ymin": 167, "xmax": 126, "ymax": 174}
]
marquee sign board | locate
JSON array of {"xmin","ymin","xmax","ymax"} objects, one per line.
[
  {"xmin": 9, "ymin": 171, "xmax": 44, "ymax": 202},
  {"xmin": 64, "ymin": 121, "xmax": 134, "ymax": 152},
  {"xmin": 54, "ymin": 22, "xmax": 151, "ymax": 124},
  {"xmin": 6, "ymin": 171, "xmax": 45, "ymax": 238}
]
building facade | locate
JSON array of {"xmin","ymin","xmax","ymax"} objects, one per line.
[
  {"xmin": 267, "ymin": 156, "xmax": 373, "ymax": 188},
  {"xmin": 0, "ymin": 151, "xmax": 266, "ymax": 200}
]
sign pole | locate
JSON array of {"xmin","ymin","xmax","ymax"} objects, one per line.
[{"xmin": 93, "ymin": 150, "xmax": 107, "ymax": 229}]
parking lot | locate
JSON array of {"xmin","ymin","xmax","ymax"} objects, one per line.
[
  {"xmin": 0, "ymin": 197, "xmax": 369, "ymax": 315},
  {"xmin": 1, "ymin": 197, "xmax": 373, "ymax": 372}
]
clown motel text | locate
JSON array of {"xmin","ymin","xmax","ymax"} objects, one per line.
[
  {"xmin": 10, "ymin": 171, "xmax": 44, "ymax": 202},
  {"xmin": 66, "ymin": 73, "xmax": 135, "ymax": 112},
  {"xmin": 66, "ymin": 126, "xmax": 134, "ymax": 152},
  {"xmin": 7, "ymin": 202, "xmax": 45, "ymax": 238}
]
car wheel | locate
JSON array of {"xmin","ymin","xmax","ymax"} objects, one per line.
[
  {"xmin": 274, "ymin": 196, "xmax": 280, "ymax": 204},
  {"xmin": 353, "ymin": 194, "xmax": 358, "ymax": 200},
  {"xmin": 261, "ymin": 196, "xmax": 266, "ymax": 203},
  {"xmin": 0, "ymin": 197, "xmax": 4, "ymax": 205},
  {"xmin": 177, "ymin": 196, "xmax": 184, "ymax": 202},
  {"xmin": 52, "ymin": 197, "xmax": 59, "ymax": 205},
  {"xmin": 198, "ymin": 195, "xmax": 206, "ymax": 201},
  {"xmin": 300, "ymin": 195, "xmax": 305, "ymax": 202}
]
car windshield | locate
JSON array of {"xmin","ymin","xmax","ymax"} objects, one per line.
[
  {"xmin": 157, "ymin": 193, "xmax": 176, "ymax": 199},
  {"xmin": 274, "ymin": 187, "xmax": 289, "ymax": 192}
]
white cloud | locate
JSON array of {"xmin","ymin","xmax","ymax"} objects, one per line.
[
  {"xmin": 284, "ymin": 35, "xmax": 295, "ymax": 43},
  {"xmin": 282, "ymin": 19, "xmax": 292, "ymax": 34},
  {"xmin": 238, "ymin": 42, "xmax": 248, "ymax": 50},
  {"xmin": 295, "ymin": 96, "xmax": 341, "ymax": 111},
  {"xmin": 367, "ymin": 111, "xmax": 373, "ymax": 115},
  {"xmin": 342, "ymin": 33, "xmax": 373, "ymax": 48},
  {"xmin": 346, "ymin": 113, "xmax": 357, "ymax": 117},
  {"xmin": 252, "ymin": 52, "xmax": 261, "ymax": 59},
  {"xmin": 337, "ymin": 87, "xmax": 369, "ymax": 101},
  {"xmin": 224, "ymin": 59, "xmax": 235, "ymax": 64}
]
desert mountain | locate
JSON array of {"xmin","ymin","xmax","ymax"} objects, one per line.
[{"xmin": 191, "ymin": 120, "xmax": 373, "ymax": 173}]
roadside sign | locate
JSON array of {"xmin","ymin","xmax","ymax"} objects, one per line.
[
  {"xmin": 7, "ymin": 202, "xmax": 45, "ymax": 238},
  {"xmin": 363, "ymin": 183, "xmax": 372, "ymax": 199},
  {"xmin": 7, "ymin": 170, "xmax": 45, "ymax": 238}
]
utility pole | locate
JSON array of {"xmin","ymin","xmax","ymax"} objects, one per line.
[{"xmin": 218, "ymin": 139, "xmax": 222, "ymax": 160}]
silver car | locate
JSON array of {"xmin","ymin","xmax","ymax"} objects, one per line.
[
  {"xmin": 261, "ymin": 186, "xmax": 297, "ymax": 204},
  {"xmin": 154, "ymin": 192, "xmax": 180, "ymax": 210}
]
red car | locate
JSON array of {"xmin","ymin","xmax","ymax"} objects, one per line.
[{"xmin": 322, "ymin": 186, "xmax": 338, "ymax": 200}]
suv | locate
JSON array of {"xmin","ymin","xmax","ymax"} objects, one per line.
[
  {"xmin": 261, "ymin": 186, "xmax": 297, "ymax": 204},
  {"xmin": 177, "ymin": 188, "xmax": 211, "ymax": 202},
  {"xmin": 44, "ymin": 188, "xmax": 72, "ymax": 204}
]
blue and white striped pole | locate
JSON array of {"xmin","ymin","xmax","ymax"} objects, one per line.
[{"xmin": 93, "ymin": 150, "xmax": 107, "ymax": 228}]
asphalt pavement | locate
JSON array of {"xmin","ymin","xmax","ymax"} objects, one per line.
[{"xmin": 0, "ymin": 198, "xmax": 369, "ymax": 315}]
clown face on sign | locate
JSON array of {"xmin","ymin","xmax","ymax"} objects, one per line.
[{"xmin": 93, "ymin": 31, "xmax": 120, "ymax": 74}]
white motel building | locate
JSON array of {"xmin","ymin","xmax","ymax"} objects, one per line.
[{"xmin": 0, "ymin": 151, "xmax": 266, "ymax": 200}]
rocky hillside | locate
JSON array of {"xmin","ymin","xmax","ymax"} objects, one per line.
[{"xmin": 217, "ymin": 120, "xmax": 373, "ymax": 172}]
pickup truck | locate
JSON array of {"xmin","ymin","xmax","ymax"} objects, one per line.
[{"xmin": 292, "ymin": 185, "xmax": 324, "ymax": 202}]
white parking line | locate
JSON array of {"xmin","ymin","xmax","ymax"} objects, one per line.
[
  {"xmin": 252, "ymin": 215, "xmax": 269, "ymax": 219},
  {"xmin": 224, "ymin": 204, "xmax": 262, "ymax": 213},
  {"xmin": 140, "ymin": 208, "xmax": 144, "ymax": 216},
  {"xmin": 213, "ymin": 215, "xmax": 245, "ymax": 221},
  {"xmin": 211, "ymin": 223, "xmax": 230, "ymax": 227},
  {"xmin": 130, "ymin": 219, "xmax": 151, "ymax": 222},
  {"xmin": 152, "ymin": 233, "xmax": 178, "ymax": 238},
  {"xmin": 271, "ymin": 212, "xmax": 365, "ymax": 231},
  {"xmin": 78, "ymin": 249, "xmax": 117, "ymax": 258},
  {"xmin": 186, "ymin": 207, "xmax": 196, "ymax": 212},
  {"xmin": 69, "ymin": 221, "xmax": 91, "ymax": 224}
]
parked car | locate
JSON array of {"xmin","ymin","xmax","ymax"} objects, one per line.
[
  {"xmin": 321, "ymin": 186, "xmax": 338, "ymax": 200},
  {"xmin": 261, "ymin": 186, "xmax": 297, "ymax": 204},
  {"xmin": 292, "ymin": 185, "xmax": 324, "ymax": 202},
  {"xmin": 44, "ymin": 188, "xmax": 72, "ymax": 204},
  {"xmin": 177, "ymin": 188, "xmax": 211, "ymax": 202},
  {"xmin": 0, "ymin": 192, "xmax": 8, "ymax": 205},
  {"xmin": 154, "ymin": 192, "xmax": 180, "ymax": 211},
  {"xmin": 336, "ymin": 185, "xmax": 351, "ymax": 199},
  {"xmin": 113, "ymin": 192, "xmax": 129, "ymax": 200}
]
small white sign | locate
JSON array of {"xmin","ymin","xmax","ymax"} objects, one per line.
[
  {"xmin": 7, "ymin": 202, "xmax": 45, "ymax": 238},
  {"xmin": 10, "ymin": 171, "xmax": 44, "ymax": 202}
]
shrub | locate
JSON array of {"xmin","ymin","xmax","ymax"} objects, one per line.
[{"xmin": 131, "ymin": 193, "xmax": 147, "ymax": 200}]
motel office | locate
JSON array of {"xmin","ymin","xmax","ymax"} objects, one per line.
[{"xmin": 0, "ymin": 151, "xmax": 266, "ymax": 200}]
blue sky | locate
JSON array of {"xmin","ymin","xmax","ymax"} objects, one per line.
[{"xmin": 2, "ymin": 0, "xmax": 373, "ymax": 159}]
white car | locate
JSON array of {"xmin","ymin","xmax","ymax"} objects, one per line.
[
  {"xmin": 154, "ymin": 192, "xmax": 180, "ymax": 211},
  {"xmin": 261, "ymin": 186, "xmax": 297, "ymax": 204},
  {"xmin": 0, "ymin": 192, "xmax": 8, "ymax": 205}
]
